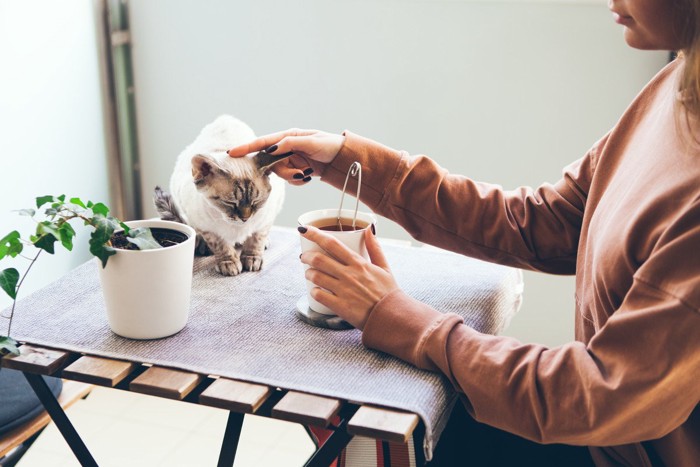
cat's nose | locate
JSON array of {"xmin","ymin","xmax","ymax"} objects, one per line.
[{"xmin": 239, "ymin": 207, "xmax": 252, "ymax": 221}]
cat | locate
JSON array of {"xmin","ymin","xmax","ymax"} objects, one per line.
[{"xmin": 154, "ymin": 115, "xmax": 290, "ymax": 276}]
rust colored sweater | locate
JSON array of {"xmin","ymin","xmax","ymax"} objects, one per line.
[{"xmin": 321, "ymin": 58, "xmax": 700, "ymax": 466}]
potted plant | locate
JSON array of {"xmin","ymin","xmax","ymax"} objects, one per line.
[{"xmin": 0, "ymin": 195, "xmax": 196, "ymax": 354}]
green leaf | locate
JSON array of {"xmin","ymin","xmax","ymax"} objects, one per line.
[
  {"xmin": 86, "ymin": 200, "xmax": 94, "ymax": 208},
  {"xmin": 0, "ymin": 336, "xmax": 20, "ymax": 356},
  {"xmin": 118, "ymin": 221, "xmax": 130, "ymax": 236},
  {"xmin": 0, "ymin": 268, "xmax": 19, "ymax": 299},
  {"xmin": 69, "ymin": 197, "xmax": 86, "ymax": 208},
  {"xmin": 17, "ymin": 208, "xmax": 35, "ymax": 217},
  {"xmin": 90, "ymin": 241, "xmax": 116, "ymax": 268},
  {"xmin": 37, "ymin": 221, "xmax": 59, "ymax": 239},
  {"xmin": 44, "ymin": 208, "xmax": 58, "ymax": 216},
  {"xmin": 36, "ymin": 195, "xmax": 54, "ymax": 208},
  {"xmin": 57, "ymin": 194, "xmax": 66, "ymax": 202},
  {"xmin": 58, "ymin": 222, "xmax": 76, "ymax": 251},
  {"xmin": 34, "ymin": 234, "xmax": 56, "ymax": 254},
  {"xmin": 126, "ymin": 227, "xmax": 163, "ymax": 250},
  {"xmin": 0, "ymin": 231, "xmax": 22, "ymax": 259},
  {"xmin": 91, "ymin": 202, "xmax": 109, "ymax": 216},
  {"xmin": 89, "ymin": 216, "xmax": 118, "ymax": 267}
]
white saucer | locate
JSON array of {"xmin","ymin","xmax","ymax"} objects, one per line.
[{"xmin": 295, "ymin": 296, "xmax": 353, "ymax": 330}]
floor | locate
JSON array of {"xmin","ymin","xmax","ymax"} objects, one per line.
[{"xmin": 15, "ymin": 386, "xmax": 316, "ymax": 467}]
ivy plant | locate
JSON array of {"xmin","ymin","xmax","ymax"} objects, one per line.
[{"xmin": 0, "ymin": 195, "xmax": 161, "ymax": 356}]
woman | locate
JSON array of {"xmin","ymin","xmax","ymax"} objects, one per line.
[{"xmin": 228, "ymin": 0, "xmax": 700, "ymax": 464}]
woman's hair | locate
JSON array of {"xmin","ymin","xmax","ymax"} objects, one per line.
[{"xmin": 677, "ymin": 0, "xmax": 700, "ymax": 118}]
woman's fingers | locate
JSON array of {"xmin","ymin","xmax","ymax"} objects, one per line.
[
  {"xmin": 364, "ymin": 227, "xmax": 390, "ymax": 270},
  {"xmin": 227, "ymin": 129, "xmax": 316, "ymax": 157},
  {"xmin": 272, "ymin": 161, "xmax": 307, "ymax": 183},
  {"xmin": 304, "ymin": 264, "xmax": 341, "ymax": 290},
  {"xmin": 298, "ymin": 226, "xmax": 360, "ymax": 265},
  {"xmin": 268, "ymin": 155, "xmax": 313, "ymax": 184},
  {"xmin": 310, "ymin": 287, "xmax": 343, "ymax": 313}
]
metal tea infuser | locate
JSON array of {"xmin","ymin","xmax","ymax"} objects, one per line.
[{"xmin": 336, "ymin": 162, "xmax": 362, "ymax": 230}]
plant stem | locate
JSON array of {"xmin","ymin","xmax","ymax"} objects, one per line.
[{"xmin": 6, "ymin": 249, "xmax": 42, "ymax": 337}]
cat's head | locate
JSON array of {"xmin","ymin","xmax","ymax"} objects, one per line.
[{"xmin": 191, "ymin": 151, "xmax": 282, "ymax": 223}]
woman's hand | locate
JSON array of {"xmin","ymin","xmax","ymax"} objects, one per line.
[
  {"xmin": 298, "ymin": 225, "xmax": 400, "ymax": 330},
  {"xmin": 227, "ymin": 129, "xmax": 345, "ymax": 185}
]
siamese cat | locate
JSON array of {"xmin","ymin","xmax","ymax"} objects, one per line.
[{"xmin": 154, "ymin": 115, "xmax": 289, "ymax": 275}]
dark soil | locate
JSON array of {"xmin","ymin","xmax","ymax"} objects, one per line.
[{"xmin": 111, "ymin": 227, "xmax": 189, "ymax": 251}]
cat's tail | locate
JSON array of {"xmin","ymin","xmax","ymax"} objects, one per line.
[
  {"xmin": 153, "ymin": 186, "xmax": 184, "ymax": 223},
  {"xmin": 153, "ymin": 186, "xmax": 211, "ymax": 256}
]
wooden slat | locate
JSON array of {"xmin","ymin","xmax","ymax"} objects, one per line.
[
  {"xmin": 348, "ymin": 406, "xmax": 419, "ymax": 443},
  {"xmin": 271, "ymin": 391, "xmax": 342, "ymax": 427},
  {"xmin": 129, "ymin": 366, "xmax": 202, "ymax": 400},
  {"xmin": 0, "ymin": 380, "xmax": 93, "ymax": 457},
  {"xmin": 199, "ymin": 378, "xmax": 272, "ymax": 413},
  {"xmin": 62, "ymin": 356, "xmax": 137, "ymax": 387},
  {"xmin": 1, "ymin": 345, "xmax": 69, "ymax": 375}
]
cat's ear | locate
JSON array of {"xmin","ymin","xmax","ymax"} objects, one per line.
[
  {"xmin": 252, "ymin": 150, "xmax": 294, "ymax": 175},
  {"xmin": 192, "ymin": 154, "xmax": 221, "ymax": 185}
]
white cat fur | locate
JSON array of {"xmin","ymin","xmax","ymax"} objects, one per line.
[{"xmin": 169, "ymin": 115, "xmax": 285, "ymax": 246}]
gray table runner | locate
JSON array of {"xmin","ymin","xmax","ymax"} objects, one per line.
[{"xmin": 7, "ymin": 226, "xmax": 523, "ymax": 460}]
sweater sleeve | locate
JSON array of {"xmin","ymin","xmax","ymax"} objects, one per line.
[
  {"xmin": 362, "ymin": 204, "xmax": 700, "ymax": 446},
  {"xmin": 322, "ymin": 131, "xmax": 604, "ymax": 273}
]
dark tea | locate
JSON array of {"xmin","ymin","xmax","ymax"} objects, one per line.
[{"xmin": 310, "ymin": 216, "xmax": 370, "ymax": 232}]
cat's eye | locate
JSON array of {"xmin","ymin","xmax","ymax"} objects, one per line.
[{"xmin": 211, "ymin": 196, "xmax": 220, "ymax": 200}]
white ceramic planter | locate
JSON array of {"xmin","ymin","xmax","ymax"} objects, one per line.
[{"xmin": 98, "ymin": 219, "xmax": 196, "ymax": 339}]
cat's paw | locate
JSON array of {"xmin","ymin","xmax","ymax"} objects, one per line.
[
  {"xmin": 242, "ymin": 254, "xmax": 263, "ymax": 272},
  {"xmin": 216, "ymin": 258, "xmax": 243, "ymax": 276}
]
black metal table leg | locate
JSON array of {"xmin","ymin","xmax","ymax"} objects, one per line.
[
  {"xmin": 304, "ymin": 405, "xmax": 359, "ymax": 467},
  {"xmin": 304, "ymin": 421, "xmax": 353, "ymax": 467},
  {"xmin": 382, "ymin": 440, "xmax": 392, "ymax": 465},
  {"xmin": 217, "ymin": 411, "xmax": 244, "ymax": 467},
  {"xmin": 23, "ymin": 372, "xmax": 99, "ymax": 467}
]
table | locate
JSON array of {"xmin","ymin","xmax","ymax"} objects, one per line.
[{"xmin": 1, "ymin": 227, "xmax": 523, "ymax": 466}]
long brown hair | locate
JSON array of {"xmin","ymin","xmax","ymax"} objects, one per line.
[{"xmin": 676, "ymin": 0, "xmax": 700, "ymax": 118}]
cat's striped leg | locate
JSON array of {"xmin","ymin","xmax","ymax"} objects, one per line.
[
  {"xmin": 241, "ymin": 230, "xmax": 269, "ymax": 272},
  {"xmin": 200, "ymin": 231, "xmax": 243, "ymax": 276}
]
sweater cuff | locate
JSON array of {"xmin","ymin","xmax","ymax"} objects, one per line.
[
  {"xmin": 322, "ymin": 131, "xmax": 405, "ymax": 211},
  {"xmin": 362, "ymin": 289, "xmax": 464, "ymax": 375}
]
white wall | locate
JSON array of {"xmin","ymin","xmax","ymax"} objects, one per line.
[
  {"xmin": 128, "ymin": 0, "xmax": 667, "ymax": 346},
  {"xmin": 0, "ymin": 0, "xmax": 110, "ymax": 314}
]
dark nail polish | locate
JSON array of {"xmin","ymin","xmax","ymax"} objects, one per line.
[
  {"xmin": 293, "ymin": 173, "xmax": 304, "ymax": 179},
  {"xmin": 264, "ymin": 144, "xmax": 278, "ymax": 154},
  {"xmin": 297, "ymin": 226, "xmax": 308, "ymax": 234},
  {"xmin": 371, "ymin": 224, "xmax": 376, "ymax": 235},
  {"xmin": 303, "ymin": 176, "xmax": 312, "ymax": 182},
  {"xmin": 303, "ymin": 168, "xmax": 314, "ymax": 176}
]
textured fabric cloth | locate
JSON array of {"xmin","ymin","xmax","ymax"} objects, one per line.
[
  {"xmin": 7, "ymin": 226, "xmax": 522, "ymax": 460},
  {"xmin": 321, "ymin": 57, "xmax": 700, "ymax": 467}
]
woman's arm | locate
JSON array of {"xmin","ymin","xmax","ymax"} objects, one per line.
[
  {"xmin": 361, "ymin": 203, "xmax": 700, "ymax": 445},
  {"xmin": 322, "ymin": 131, "xmax": 604, "ymax": 274}
]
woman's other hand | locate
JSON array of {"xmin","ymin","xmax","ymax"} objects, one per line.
[
  {"xmin": 227, "ymin": 129, "xmax": 345, "ymax": 185},
  {"xmin": 298, "ymin": 225, "xmax": 399, "ymax": 330}
]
